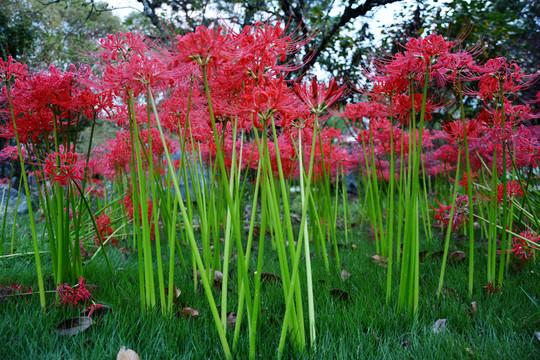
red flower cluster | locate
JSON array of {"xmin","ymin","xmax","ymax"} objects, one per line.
[
  {"xmin": 43, "ymin": 145, "xmax": 85, "ymax": 186},
  {"xmin": 56, "ymin": 277, "xmax": 92, "ymax": 307},
  {"xmin": 433, "ymin": 194, "xmax": 469, "ymax": 231},
  {"xmin": 94, "ymin": 214, "xmax": 116, "ymax": 247},
  {"xmin": 510, "ymin": 231, "xmax": 540, "ymax": 261},
  {"xmin": 484, "ymin": 281, "xmax": 502, "ymax": 297}
]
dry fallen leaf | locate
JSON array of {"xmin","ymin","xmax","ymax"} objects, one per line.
[
  {"xmin": 341, "ymin": 270, "xmax": 352, "ymax": 282},
  {"xmin": 196, "ymin": 269, "xmax": 224, "ymax": 283},
  {"xmin": 260, "ymin": 272, "xmax": 281, "ymax": 284},
  {"xmin": 371, "ymin": 254, "xmax": 388, "ymax": 266},
  {"xmin": 449, "ymin": 251, "xmax": 466, "ymax": 263},
  {"xmin": 179, "ymin": 307, "xmax": 200, "ymax": 318},
  {"xmin": 467, "ymin": 301, "xmax": 478, "ymax": 318},
  {"xmin": 419, "ymin": 250, "xmax": 430, "ymax": 261},
  {"xmin": 117, "ymin": 346, "xmax": 140, "ymax": 360},
  {"xmin": 227, "ymin": 312, "xmax": 237, "ymax": 326},
  {"xmin": 165, "ymin": 285, "xmax": 182, "ymax": 301},
  {"xmin": 436, "ymin": 286, "xmax": 459, "ymax": 297},
  {"xmin": 330, "ymin": 289, "xmax": 350, "ymax": 302},
  {"xmin": 432, "ymin": 319, "xmax": 448, "ymax": 334},
  {"xmin": 54, "ymin": 317, "xmax": 93, "ymax": 336}
]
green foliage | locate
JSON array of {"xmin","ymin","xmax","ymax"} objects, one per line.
[
  {"xmin": 1, "ymin": 217, "xmax": 539, "ymax": 358},
  {"xmin": 0, "ymin": 0, "xmax": 36, "ymax": 61},
  {"xmin": 434, "ymin": 0, "xmax": 539, "ymax": 72},
  {"xmin": 1, "ymin": 0, "xmax": 124, "ymax": 68}
]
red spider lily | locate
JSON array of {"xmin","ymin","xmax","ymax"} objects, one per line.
[
  {"xmin": 458, "ymin": 171, "xmax": 479, "ymax": 192},
  {"xmin": 405, "ymin": 34, "xmax": 454, "ymax": 61},
  {"xmin": 96, "ymin": 31, "xmax": 147, "ymax": 62},
  {"xmin": 121, "ymin": 188, "xmax": 155, "ymax": 239},
  {"xmin": 340, "ymin": 101, "xmax": 389, "ymax": 124},
  {"xmin": 83, "ymin": 303, "xmax": 103, "ymax": 317},
  {"xmin": 496, "ymin": 180, "xmax": 525, "ymax": 204},
  {"xmin": 509, "ymin": 231, "xmax": 540, "ymax": 261},
  {"xmin": 393, "ymin": 93, "xmax": 435, "ymax": 125},
  {"xmin": 0, "ymin": 56, "xmax": 28, "ymax": 82},
  {"xmin": 432, "ymin": 194, "xmax": 469, "ymax": 231},
  {"xmin": 1, "ymin": 63, "xmax": 102, "ymax": 143},
  {"xmin": 94, "ymin": 214, "xmax": 116, "ymax": 247},
  {"xmin": 442, "ymin": 119, "xmax": 481, "ymax": 145},
  {"xmin": 0, "ymin": 145, "xmax": 29, "ymax": 161},
  {"xmin": 513, "ymin": 127, "xmax": 540, "ymax": 168},
  {"xmin": 292, "ymin": 77, "xmax": 346, "ymax": 114},
  {"xmin": 56, "ymin": 277, "xmax": 93, "ymax": 307},
  {"xmin": 79, "ymin": 239, "xmax": 89, "ymax": 259},
  {"xmin": 173, "ymin": 26, "xmax": 233, "ymax": 67},
  {"xmin": 43, "ymin": 145, "xmax": 86, "ymax": 186},
  {"xmin": 484, "ymin": 281, "xmax": 502, "ymax": 297},
  {"xmin": 477, "ymin": 58, "xmax": 536, "ymax": 100},
  {"xmin": 0, "ymin": 281, "xmax": 33, "ymax": 299},
  {"xmin": 239, "ymin": 78, "xmax": 302, "ymax": 127}
]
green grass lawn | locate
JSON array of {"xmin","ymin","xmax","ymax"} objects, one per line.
[{"xmin": 1, "ymin": 212, "xmax": 539, "ymax": 359}]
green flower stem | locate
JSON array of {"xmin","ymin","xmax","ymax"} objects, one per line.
[
  {"xmin": 5, "ymin": 84, "xmax": 46, "ymax": 309},
  {"xmin": 0, "ymin": 164, "xmax": 15, "ymax": 254},
  {"xmin": 298, "ymin": 125, "xmax": 316, "ymax": 348},
  {"xmin": 270, "ymin": 117, "xmax": 305, "ymax": 348},
  {"xmin": 9, "ymin": 176, "xmax": 22, "ymax": 254},
  {"xmin": 497, "ymin": 83, "xmax": 509, "ymax": 285},
  {"xmin": 147, "ymin": 86, "xmax": 231, "ymax": 359},
  {"xmin": 456, "ymin": 79, "xmax": 476, "ymax": 297},
  {"xmin": 437, "ymin": 148, "xmax": 462, "ymax": 296}
]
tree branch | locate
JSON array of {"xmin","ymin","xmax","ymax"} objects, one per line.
[{"xmin": 304, "ymin": 0, "xmax": 402, "ymax": 72}]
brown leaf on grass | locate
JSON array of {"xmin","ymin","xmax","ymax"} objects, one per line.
[
  {"xmin": 436, "ymin": 286, "xmax": 459, "ymax": 297},
  {"xmin": 290, "ymin": 213, "xmax": 302, "ymax": 223},
  {"xmin": 341, "ymin": 270, "xmax": 352, "ymax": 282},
  {"xmin": 432, "ymin": 319, "xmax": 448, "ymax": 334},
  {"xmin": 467, "ymin": 301, "xmax": 478, "ymax": 319},
  {"xmin": 196, "ymin": 269, "xmax": 224, "ymax": 283},
  {"xmin": 227, "ymin": 312, "xmax": 237, "ymax": 326},
  {"xmin": 54, "ymin": 317, "xmax": 93, "ymax": 336},
  {"xmin": 260, "ymin": 272, "xmax": 281, "ymax": 284},
  {"xmin": 449, "ymin": 251, "xmax": 466, "ymax": 263},
  {"xmin": 400, "ymin": 338, "xmax": 410, "ymax": 348},
  {"xmin": 117, "ymin": 346, "xmax": 140, "ymax": 360},
  {"xmin": 178, "ymin": 307, "xmax": 199, "ymax": 318},
  {"xmin": 330, "ymin": 289, "xmax": 350, "ymax": 302},
  {"xmin": 371, "ymin": 254, "xmax": 388, "ymax": 266},
  {"xmin": 165, "ymin": 285, "xmax": 182, "ymax": 301}
]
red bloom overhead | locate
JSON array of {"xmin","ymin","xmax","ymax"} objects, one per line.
[
  {"xmin": 43, "ymin": 145, "xmax": 86, "ymax": 186},
  {"xmin": 293, "ymin": 77, "xmax": 345, "ymax": 114}
]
